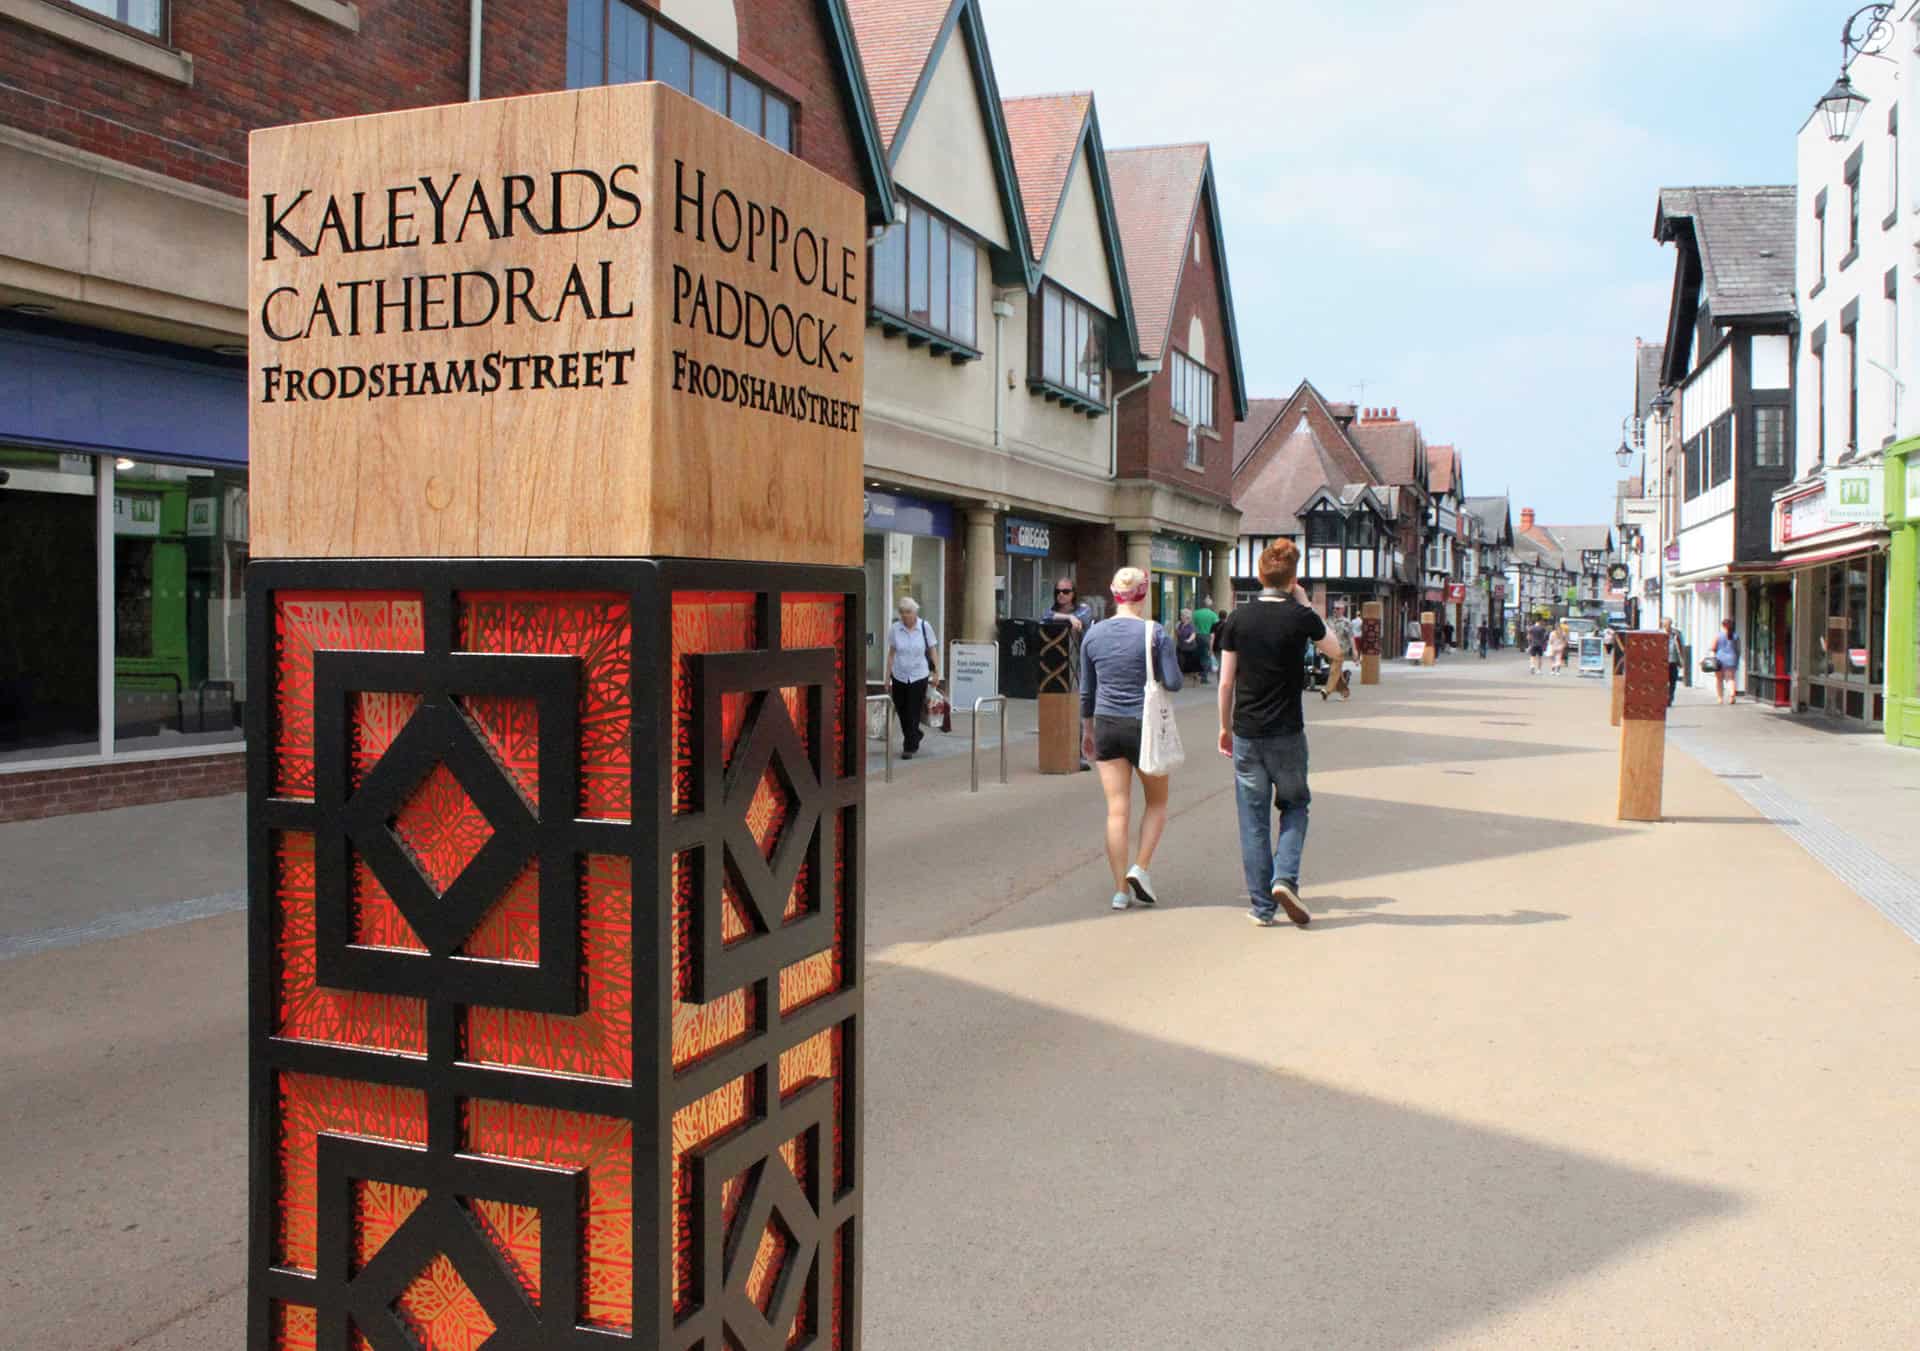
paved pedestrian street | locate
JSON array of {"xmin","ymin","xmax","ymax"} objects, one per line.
[{"xmin": 3, "ymin": 654, "xmax": 1916, "ymax": 1349}]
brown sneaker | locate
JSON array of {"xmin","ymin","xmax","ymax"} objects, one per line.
[{"xmin": 1270, "ymin": 881, "xmax": 1311, "ymax": 928}]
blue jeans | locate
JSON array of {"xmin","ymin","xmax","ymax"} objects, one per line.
[{"xmin": 1232, "ymin": 732, "xmax": 1311, "ymax": 917}]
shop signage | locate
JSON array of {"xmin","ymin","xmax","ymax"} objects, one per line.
[
  {"xmin": 1665, "ymin": 543, "xmax": 1680, "ymax": 562},
  {"xmin": 947, "ymin": 641, "xmax": 998, "ymax": 709},
  {"xmin": 1778, "ymin": 486, "xmax": 1828, "ymax": 544},
  {"xmin": 1150, "ymin": 536, "xmax": 1202, "ymax": 574},
  {"xmin": 1404, "ymin": 641, "xmax": 1426, "ymax": 663},
  {"xmin": 885, "ymin": 531, "xmax": 913, "ymax": 576},
  {"xmin": 248, "ymin": 81, "xmax": 865, "ymax": 559},
  {"xmin": 1004, "ymin": 517, "xmax": 1051, "ymax": 557},
  {"xmin": 1849, "ymin": 647, "xmax": 1869, "ymax": 670},
  {"xmin": 1445, "ymin": 582, "xmax": 1467, "ymax": 602},
  {"xmin": 1621, "ymin": 498, "xmax": 1658, "ymax": 525},
  {"xmin": 113, "ymin": 492, "xmax": 161, "ymax": 537},
  {"xmin": 187, "ymin": 498, "xmax": 216, "ymax": 537},
  {"xmin": 1491, "ymin": 580, "xmax": 1506, "ymax": 598},
  {"xmin": 1825, "ymin": 466, "xmax": 1884, "ymax": 525},
  {"xmin": 863, "ymin": 488, "xmax": 953, "ymax": 538}
]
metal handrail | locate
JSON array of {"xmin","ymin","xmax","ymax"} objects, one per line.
[
  {"xmin": 865, "ymin": 693, "xmax": 893, "ymax": 783},
  {"xmin": 970, "ymin": 695, "xmax": 1007, "ymax": 793}
]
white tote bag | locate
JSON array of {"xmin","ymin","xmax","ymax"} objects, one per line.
[{"xmin": 1137, "ymin": 618, "xmax": 1186, "ymax": 775}]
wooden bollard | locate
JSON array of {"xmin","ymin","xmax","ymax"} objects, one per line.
[
  {"xmin": 1360, "ymin": 600, "xmax": 1382, "ymax": 685},
  {"xmin": 1420, "ymin": 610, "xmax": 1437, "ymax": 666},
  {"xmin": 1618, "ymin": 631, "xmax": 1668, "ymax": 820},
  {"xmin": 1609, "ymin": 650, "xmax": 1625, "ymax": 727},
  {"xmin": 1036, "ymin": 620, "xmax": 1080, "ymax": 773}
]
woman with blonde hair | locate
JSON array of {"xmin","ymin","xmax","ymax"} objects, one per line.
[
  {"xmin": 1079, "ymin": 566, "xmax": 1183, "ymax": 910},
  {"xmin": 1548, "ymin": 621, "xmax": 1569, "ymax": 675}
]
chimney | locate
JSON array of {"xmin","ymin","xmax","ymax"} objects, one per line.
[
  {"xmin": 1520, "ymin": 507, "xmax": 1535, "ymax": 531},
  {"xmin": 1389, "ymin": 406, "xmax": 1397, "ymax": 420}
]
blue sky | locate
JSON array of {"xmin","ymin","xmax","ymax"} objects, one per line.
[{"xmin": 977, "ymin": 0, "xmax": 1840, "ymax": 525}]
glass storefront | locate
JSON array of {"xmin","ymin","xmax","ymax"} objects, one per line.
[
  {"xmin": 1000, "ymin": 516, "xmax": 1082, "ymax": 621},
  {"xmin": 0, "ymin": 446, "xmax": 248, "ymax": 764},
  {"xmin": 1746, "ymin": 583, "xmax": 1791, "ymax": 708},
  {"xmin": 0, "ymin": 446, "xmax": 99, "ymax": 760},
  {"xmin": 1805, "ymin": 553, "xmax": 1886, "ymax": 722},
  {"xmin": 862, "ymin": 489, "xmax": 950, "ymax": 685},
  {"xmin": 1150, "ymin": 535, "xmax": 1205, "ymax": 622}
]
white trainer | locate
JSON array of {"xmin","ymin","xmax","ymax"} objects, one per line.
[
  {"xmin": 1111, "ymin": 891, "xmax": 1131, "ymax": 911},
  {"xmin": 1125, "ymin": 865, "xmax": 1160, "ymax": 907}
]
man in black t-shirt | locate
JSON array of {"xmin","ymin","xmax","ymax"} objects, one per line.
[{"xmin": 1217, "ymin": 540, "xmax": 1345, "ymax": 927}]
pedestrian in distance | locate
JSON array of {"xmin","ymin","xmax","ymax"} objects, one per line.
[
  {"xmin": 1192, "ymin": 595, "xmax": 1222, "ymax": 684},
  {"xmin": 1216, "ymin": 539, "xmax": 1344, "ymax": 928},
  {"xmin": 1476, "ymin": 622, "xmax": 1488, "ymax": 659},
  {"xmin": 1175, "ymin": 608, "xmax": 1206, "ymax": 681},
  {"xmin": 1527, "ymin": 618, "xmax": 1548, "ymax": 675},
  {"xmin": 1548, "ymin": 622, "xmax": 1568, "ymax": 674},
  {"xmin": 1713, "ymin": 618, "xmax": 1740, "ymax": 705},
  {"xmin": 883, "ymin": 597, "xmax": 939, "ymax": 760},
  {"xmin": 1049, "ymin": 577, "xmax": 1096, "ymax": 770},
  {"xmin": 1080, "ymin": 567, "xmax": 1183, "ymax": 912},
  {"xmin": 1663, "ymin": 617, "xmax": 1684, "ymax": 706}
]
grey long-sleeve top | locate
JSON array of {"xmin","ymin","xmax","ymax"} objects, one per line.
[{"xmin": 1080, "ymin": 615, "xmax": 1183, "ymax": 718}]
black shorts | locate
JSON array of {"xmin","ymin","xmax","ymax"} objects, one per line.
[{"xmin": 1091, "ymin": 715, "xmax": 1141, "ymax": 767}]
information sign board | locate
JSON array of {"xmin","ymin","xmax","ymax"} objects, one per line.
[{"xmin": 948, "ymin": 640, "xmax": 998, "ymax": 709}]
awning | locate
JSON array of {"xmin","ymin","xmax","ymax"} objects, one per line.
[{"xmin": 1739, "ymin": 538, "xmax": 1888, "ymax": 572}]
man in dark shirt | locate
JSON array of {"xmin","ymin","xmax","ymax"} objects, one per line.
[{"xmin": 1216, "ymin": 539, "xmax": 1344, "ymax": 927}]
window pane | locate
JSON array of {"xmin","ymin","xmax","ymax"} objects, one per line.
[
  {"xmin": 693, "ymin": 50, "xmax": 727, "ymax": 111},
  {"xmin": 566, "ymin": 0, "xmax": 603, "ymax": 88},
  {"xmin": 110, "ymin": 458, "xmax": 249, "ymax": 755},
  {"xmin": 607, "ymin": 3, "xmax": 646, "ymax": 83},
  {"xmin": 763, "ymin": 95, "xmax": 792, "ymax": 151},
  {"xmin": 948, "ymin": 234, "xmax": 975, "ymax": 346},
  {"xmin": 871, "ymin": 221, "xmax": 906, "ymax": 316},
  {"xmin": 729, "ymin": 72, "xmax": 763, "ymax": 134},
  {"xmin": 0, "ymin": 446, "xmax": 100, "ymax": 760},
  {"xmin": 907, "ymin": 206, "xmax": 930, "ymax": 323},
  {"xmin": 1086, "ymin": 314, "xmax": 1104, "ymax": 402},
  {"xmin": 72, "ymin": 0, "xmax": 162, "ymax": 36},
  {"xmin": 1044, "ymin": 287, "xmax": 1064, "ymax": 385},
  {"xmin": 651, "ymin": 23, "xmax": 691, "ymax": 93},
  {"xmin": 927, "ymin": 216, "xmax": 948, "ymax": 335},
  {"xmin": 1071, "ymin": 302, "xmax": 1086, "ymax": 394}
]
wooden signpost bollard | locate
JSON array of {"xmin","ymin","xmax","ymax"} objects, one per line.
[
  {"xmin": 1359, "ymin": 600, "xmax": 1382, "ymax": 685},
  {"xmin": 244, "ymin": 85, "xmax": 866, "ymax": 1350},
  {"xmin": 1420, "ymin": 610, "xmax": 1437, "ymax": 666},
  {"xmin": 1610, "ymin": 644, "xmax": 1625, "ymax": 727},
  {"xmin": 1036, "ymin": 619, "xmax": 1080, "ymax": 773},
  {"xmin": 1617, "ymin": 631, "xmax": 1669, "ymax": 821}
]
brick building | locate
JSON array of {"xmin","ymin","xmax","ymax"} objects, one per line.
[{"xmin": 0, "ymin": 0, "xmax": 891, "ymax": 819}]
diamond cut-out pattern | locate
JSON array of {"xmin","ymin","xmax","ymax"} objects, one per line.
[
  {"xmin": 393, "ymin": 1256, "xmax": 497, "ymax": 1350},
  {"xmin": 392, "ymin": 762, "xmax": 494, "ymax": 896}
]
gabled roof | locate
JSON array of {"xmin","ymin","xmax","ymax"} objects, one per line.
[
  {"xmin": 1232, "ymin": 381, "xmax": 1383, "ymax": 537},
  {"xmin": 1001, "ymin": 91, "xmax": 1142, "ymax": 362},
  {"xmin": 1108, "ymin": 143, "xmax": 1249, "ymax": 409},
  {"xmin": 1349, "ymin": 421, "xmax": 1423, "ymax": 489},
  {"xmin": 1513, "ymin": 528, "xmax": 1565, "ymax": 569},
  {"xmin": 1653, "ymin": 185, "xmax": 1795, "ymax": 382},
  {"xmin": 1463, "ymin": 494, "xmax": 1513, "ymax": 546},
  {"xmin": 819, "ymin": 0, "xmax": 901, "ymax": 228},
  {"xmin": 1540, "ymin": 524, "xmax": 1614, "ymax": 554},
  {"xmin": 845, "ymin": 0, "xmax": 1035, "ymax": 277},
  {"xmin": 1428, "ymin": 444, "xmax": 1457, "ymax": 496},
  {"xmin": 1634, "ymin": 341, "xmax": 1666, "ymax": 416}
]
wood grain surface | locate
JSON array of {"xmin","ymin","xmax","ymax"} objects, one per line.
[{"xmin": 248, "ymin": 83, "xmax": 865, "ymax": 563}]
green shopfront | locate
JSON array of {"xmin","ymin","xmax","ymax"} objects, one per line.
[
  {"xmin": 1888, "ymin": 441, "xmax": 1920, "ymax": 749},
  {"xmin": 1150, "ymin": 535, "xmax": 1206, "ymax": 622}
]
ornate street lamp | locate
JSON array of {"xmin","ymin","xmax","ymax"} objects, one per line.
[
  {"xmin": 1815, "ymin": 5, "xmax": 1894, "ymax": 142},
  {"xmin": 1615, "ymin": 415, "xmax": 1640, "ymax": 470}
]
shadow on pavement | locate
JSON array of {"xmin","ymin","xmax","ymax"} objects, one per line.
[
  {"xmin": 863, "ymin": 968, "xmax": 1738, "ymax": 1350},
  {"xmin": 1314, "ymin": 726, "xmax": 1601, "ymax": 773}
]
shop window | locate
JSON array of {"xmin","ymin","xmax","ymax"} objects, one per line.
[
  {"xmin": 71, "ymin": 0, "xmax": 164, "ymax": 37},
  {"xmin": 1708, "ymin": 412, "xmax": 1732, "ymax": 488},
  {"xmin": 111, "ymin": 458, "xmax": 250, "ymax": 753},
  {"xmin": 0, "ymin": 447, "xmax": 100, "ymax": 761},
  {"xmin": 870, "ymin": 196, "xmax": 980, "ymax": 355},
  {"xmin": 1683, "ymin": 432, "xmax": 1703, "ymax": 500},
  {"xmin": 567, "ymin": 0, "xmax": 795, "ymax": 152},
  {"xmin": 1170, "ymin": 350, "xmax": 1216, "ymax": 432},
  {"xmin": 1752, "ymin": 406, "xmax": 1788, "ymax": 468},
  {"xmin": 1031, "ymin": 283, "xmax": 1106, "ymax": 408}
]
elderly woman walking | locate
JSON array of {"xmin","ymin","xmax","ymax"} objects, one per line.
[
  {"xmin": 1080, "ymin": 566, "xmax": 1183, "ymax": 911},
  {"xmin": 883, "ymin": 596, "xmax": 939, "ymax": 759}
]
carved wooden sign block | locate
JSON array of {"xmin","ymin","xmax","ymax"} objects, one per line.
[
  {"xmin": 1620, "ymin": 631, "xmax": 1669, "ymax": 723},
  {"xmin": 249, "ymin": 82, "xmax": 864, "ymax": 564}
]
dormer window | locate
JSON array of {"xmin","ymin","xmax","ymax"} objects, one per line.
[
  {"xmin": 869, "ymin": 195, "xmax": 980, "ymax": 359},
  {"xmin": 1029, "ymin": 282, "xmax": 1106, "ymax": 413}
]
